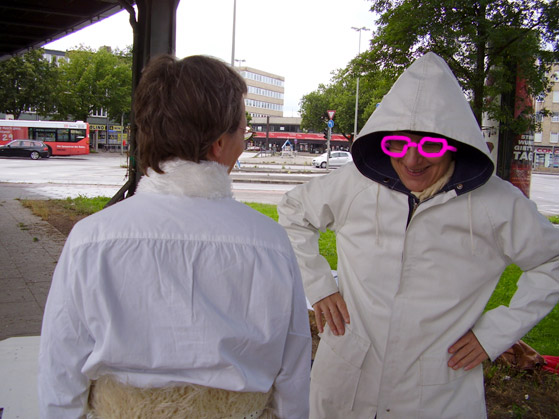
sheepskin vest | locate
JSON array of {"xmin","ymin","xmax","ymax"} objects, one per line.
[{"xmin": 88, "ymin": 375, "xmax": 275, "ymax": 419}]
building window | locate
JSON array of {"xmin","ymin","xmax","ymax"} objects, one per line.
[
  {"xmin": 551, "ymin": 132, "xmax": 559, "ymax": 144},
  {"xmin": 240, "ymin": 71, "xmax": 284, "ymax": 88},
  {"xmin": 245, "ymin": 98, "xmax": 283, "ymax": 112},
  {"xmin": 91, "ymin": 108, "xmax": 107, "ymax": 117},
  {"xmin": 534, "ymin": 132, "xmax": 542, "ymax": 143},
  {"xmin": 553, "ymin": 91, "xmax": 559, "ymax": 103},
  {"xmin": 247, "ymin": 86, "xmax": 284, "ymax": 99},
  {"xmin": 552, "ymin": 112, "xmax": 559, "ymax": 123}
]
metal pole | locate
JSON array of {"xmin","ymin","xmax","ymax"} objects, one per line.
[
  {"xmin": 351, "ymin": 26, "xmax": 369, "ymax": 139},
  {"xmin": 354, "ymin": 77, "xmax": 360, "ymax": 139},
  {"xmin": 326, "ymin": 126, "xmax": 331, "ymax": 169},
  {"xmin": 231, "ymin": 0, "xmax": 236, "ymax": 66}
]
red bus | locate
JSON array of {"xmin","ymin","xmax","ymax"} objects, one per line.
[{"xmin": 0, "ymin": 120, "xmax": 90, "ymax": 156}]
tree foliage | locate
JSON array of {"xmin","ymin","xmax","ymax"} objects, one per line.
[
  {"xmin": 53, "ymin": 47, "xmax": 132, "ymax": 122},
  {"xmin": 300, "ymin": 0, "xmax": 559, "ymax": 142},
  {"xmin": 0, "ymin": 49, "xmax": 57, "ymax": 119},
  {"xmin": 368, "ymin": 0, "xmax": 559, "ymax": 133},
  {"xmin": 300, "ymin": 64, "xmax": 394, "ymax": 144}
]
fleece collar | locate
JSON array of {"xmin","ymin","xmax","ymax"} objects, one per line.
[{"xmin": 136, "ymin": 159, "xmax": 233, "ymax": 199}]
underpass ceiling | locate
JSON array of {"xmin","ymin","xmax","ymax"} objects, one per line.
[{"xmin": 0, "ymin": 0, "xmax": 132, "ymax": 61}]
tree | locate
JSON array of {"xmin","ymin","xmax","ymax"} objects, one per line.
[
  {"xmin": 53, "ymin": 47, "xmax": 132, "ymax": 122},
  {"xmin": 367, "ymin": 0, "xmax": 559, "ymax": 132},
  {"xmin": 0, "ymin": 49, "xmax": 58, "ymax": 119},
  {"xmin": 300, "ymin": 64, "xmax": 395, "ymax": 145}
]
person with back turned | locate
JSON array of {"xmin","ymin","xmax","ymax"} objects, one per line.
[{"xmin": 39, "ymin": 54, "xmax": 311, "ymax": 419}]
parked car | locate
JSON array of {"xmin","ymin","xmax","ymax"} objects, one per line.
[
  {"xmin": 0, "ymin": 140, "xmax": 50, "ymax": 160},
  {"xmin": 312, "ymin": 151, "xmax": 352, "ymax": 168}
]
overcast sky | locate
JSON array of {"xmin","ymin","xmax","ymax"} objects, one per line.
[{"xmin": 45, "ymin": 0, "xmax": 376, "ymax": 117}]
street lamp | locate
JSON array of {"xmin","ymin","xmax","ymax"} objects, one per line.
[
  {"xmin": 235, "ymin": 59, "xmax": 246, "ymax": 67},
  {"xmin": 231, "ymin": 0, "xmax": 237, "ymax": 66},
  {"xmin": 351, "ymin": 26, "xmax": 370, "ymax": 139}
]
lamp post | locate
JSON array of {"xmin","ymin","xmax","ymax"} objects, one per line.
[
  {"xmin": 351, "ymin": 26, "xmax": 370, "ymax": 140},
  {"xmin": 231, "ymin": 0, "xmax": 237, "ymax": 66}
]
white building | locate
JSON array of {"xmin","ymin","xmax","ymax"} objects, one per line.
[
  {"xmin": 534, "ymin": 63, "xmax": 559, "ymax": 169},
  {"xmin": 237, "ymin": 66, "xmax": 284, "ymax": 118}
]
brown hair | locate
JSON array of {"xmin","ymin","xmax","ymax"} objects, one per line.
[{"xmin": 134, "ymin": 54, "xmax": 247, "ymax": 173}]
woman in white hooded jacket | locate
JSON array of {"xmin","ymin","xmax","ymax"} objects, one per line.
[{"xmin": 278, "ymin": 52, "xmax": 559, "ymax": 418}]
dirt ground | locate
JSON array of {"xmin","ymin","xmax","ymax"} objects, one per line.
[{"xmin": 23, "ymin": 199, "xmax": 559, "ymax": 419}]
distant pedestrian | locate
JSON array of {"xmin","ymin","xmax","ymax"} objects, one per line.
[
  {"xmin": 278, "ymin": 52, "xmax": 559, "ymax": 418},
  {"xmin": 39, "ymin": 54, "xmax": 311, "ymax": 419}
]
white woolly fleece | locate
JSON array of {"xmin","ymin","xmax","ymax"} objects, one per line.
[{"xmin": 136, "ymin": 159, "xmax": 233, "ymax": 199}]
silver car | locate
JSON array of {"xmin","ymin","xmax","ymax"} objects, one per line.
[{"xmin": 312, "ymin": 151, "xmax": 352, "ymax": 168}]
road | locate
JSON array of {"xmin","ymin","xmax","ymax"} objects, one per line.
[{"xmin": 0, "ymin": 152, "xmax": 558, "ymax": 214}]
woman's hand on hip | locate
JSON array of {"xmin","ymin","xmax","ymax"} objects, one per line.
[
  {"xmin": 312, "ymin": 292, "xmax": 350, "ymax": 336},
  {"xmin": 448, "ymin": 330, "xmax": 489, "ymax": 371}
]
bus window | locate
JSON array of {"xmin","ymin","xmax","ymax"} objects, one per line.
[
  {"xmin": 58, "ymin": 129, "xmax": 70, "ymax": 142},
  {"xmin": 30, "ymin": 128, "xmax": 56, "ymax": 142},
  {"xmin": 70, "ymin": 129, "xmax": 86, "ymax": 142}
]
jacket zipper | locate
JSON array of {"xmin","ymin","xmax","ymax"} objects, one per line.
[{"xmin": 406, "ymin": 194, "xmax": 419, "ymax": 228}]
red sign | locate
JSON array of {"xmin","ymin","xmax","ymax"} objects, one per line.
[{"xmin": 327, "ymin": 110, "xmax": 336, "ymax": 120}]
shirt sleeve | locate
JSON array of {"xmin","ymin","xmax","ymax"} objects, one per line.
[
  {"xmin": 277, "ymin": 177, "xmax": 340, "ymax": 306},
  {"xmin": 38, "ymin": 241, "xmax": 93, "ymax": 419},
  {"xmin": 271, "ymin": 253, "xmax": 312, "ymax": 419},
  {"xmin": 473, "ymin": 183, "xmax": 559, "ymax": 360}
]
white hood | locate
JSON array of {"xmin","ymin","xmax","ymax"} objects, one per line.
[{"xmin": 352, "ymin": 52, "xmax": 494, "ymax": 195}]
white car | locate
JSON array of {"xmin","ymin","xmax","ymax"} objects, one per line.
[{"xmin": 312, "ymin": 151, "xmax": 353, "ymax": 168}]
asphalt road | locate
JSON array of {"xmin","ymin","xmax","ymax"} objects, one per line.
[{"xmin": 0, "ymin": 152, "xmax": 558, "ymax": 214}]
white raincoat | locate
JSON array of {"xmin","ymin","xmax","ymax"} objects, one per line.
[
  {"xmin": 278, "ymin": 52, "xmax": 559, "ymax": 418},
  {"xmin": 39, "ymin": 159, "xmax": 311, "ymax": 419}
]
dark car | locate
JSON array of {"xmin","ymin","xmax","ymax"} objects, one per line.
[{"xmin": 0, "ymin": 139, "xmax": 50, "ymax": 160}]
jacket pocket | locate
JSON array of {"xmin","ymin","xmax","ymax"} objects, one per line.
[
  {"xmin": 310, "ymin": 325, "xmax": 370, "ymax": 414},
  {"xmin": 419, "ymin": 355, "xmax": 469, "ymax": 386},
  {"xmin": 419, "ymin": 355, "xmax": 486, "ymax": 419}
]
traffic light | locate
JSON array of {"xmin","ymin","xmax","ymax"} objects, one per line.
[{"xmin": 323, "ymin": 128, "xmax": 329, "ymax": 140}]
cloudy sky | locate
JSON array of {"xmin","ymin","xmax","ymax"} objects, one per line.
[{"xmin": 45, "ymin": 0, "xmax": 377, "ymax": 116}]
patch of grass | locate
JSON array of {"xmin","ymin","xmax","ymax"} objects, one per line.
[
  {"xmin": 485, "ymin": 265, "xmax": 522, "ymax": 310},
  {"xmin": 246, "ymin": 202, "xmax": 277, "ymax": 221},
  {"xmin": 21, "ymin": 196, "xmax": 110, "ymax": 236},
  {"xmin": 549, "ymin": 215, "xmax": 559, "ymax": 224},
  {"xmin": 485, "ymin": 264, "xmax": 559, "ymax": 355},
  {"xmin": 245, "ymin": 203, "xmax": 338, "ymax": 269},
  {"xmin": 22, "ymin": 195, "xmax": 110, "ymax": 219},
  {"xmin": 20, "ymin": 199, "xmax": 51, "ymax": 220},
  {"xmin": 318, "ymin": 230, "xmax": 337, "ymax": 270},
  {"xmin": 57, "ymin": 195, "xmax": 111, "ymax": 215}
]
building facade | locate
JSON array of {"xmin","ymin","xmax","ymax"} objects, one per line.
[
  {"xmin": 534, "ymin": 63, "xmax": 559, "ymax": 169},
  {"xmin": 238, "ymin": 66, "xmax": 284, "ymax": 118}
]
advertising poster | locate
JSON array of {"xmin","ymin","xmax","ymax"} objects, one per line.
[{"xmin": 508, "ymin": 73, "xmax": 533, "ymax": 197}]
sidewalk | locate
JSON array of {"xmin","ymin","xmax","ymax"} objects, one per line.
[
  {"xmin": 0, "ymin": 197, "xmax": 66, "ymax": 417},
  {"xmin": 0, "ymin": 198, "xmax": 65, "ymax": 341}
]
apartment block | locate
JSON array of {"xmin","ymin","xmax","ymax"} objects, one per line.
[
  {"xmin": 238, "ymin": 66, "xmax": 284, "ymax": 118},
  {"xmin": 534, "ymin": 63, "xmax": 559, "ymax": 168}
]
